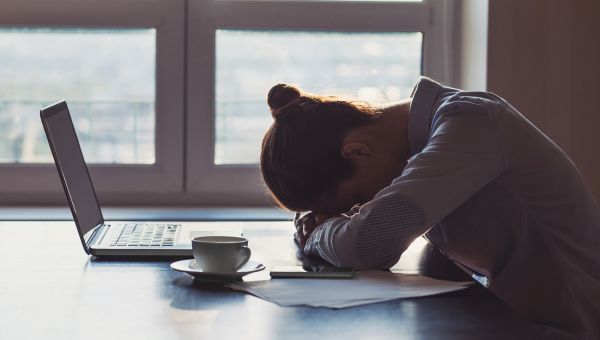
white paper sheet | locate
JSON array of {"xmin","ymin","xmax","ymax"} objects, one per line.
[{"xmin": 225, "ymin": 271, "xmax": 472, "ymax": 308}]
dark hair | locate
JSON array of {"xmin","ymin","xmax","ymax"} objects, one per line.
[{"xmin": 260, "ymin": 83, "xmax": 380, "ymax": 212}]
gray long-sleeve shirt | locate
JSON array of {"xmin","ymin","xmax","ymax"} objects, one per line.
[{"xmin": 304, "ymin": 77, "xmax": 600, "ymax": 339}]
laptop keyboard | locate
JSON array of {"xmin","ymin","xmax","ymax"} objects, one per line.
[{"xmin": 108, "ymin": 223, "xmax": 180, "ymax": 247}]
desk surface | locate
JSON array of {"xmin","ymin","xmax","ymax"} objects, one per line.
[{"xmin": 0, "ymin": 221, "xmax": 539, "ymax": 340}]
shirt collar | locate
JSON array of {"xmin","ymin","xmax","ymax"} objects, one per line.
[{"xmin": 408, "ymin": 77, "xmax": 442, "ymax": 156}]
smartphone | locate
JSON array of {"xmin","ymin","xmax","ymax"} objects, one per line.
[{"xmin": 270, "ymin": 265, "xmax": 355, "ymax": 279}]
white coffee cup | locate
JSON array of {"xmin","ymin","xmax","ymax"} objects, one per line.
[{"xmin": 191, "ymin": 236, "xmax": 251, "ymax": 273}]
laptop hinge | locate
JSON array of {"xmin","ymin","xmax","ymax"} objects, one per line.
[{"xmin": 84, "ymin": 223, "xmax": 108, "ymax": 252}]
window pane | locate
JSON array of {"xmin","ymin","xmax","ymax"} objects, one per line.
[
  {"xmin": 0, "ymin": 28, "xmax": 156, "ymax": 164},
  {"xmin": 215, "ymin": 30, "xmax": 422, "ymax": 165}
]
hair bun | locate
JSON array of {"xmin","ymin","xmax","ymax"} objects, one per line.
[{"xmin": 268, "ymin": 83, "xmax": 302, "ymax": 119}]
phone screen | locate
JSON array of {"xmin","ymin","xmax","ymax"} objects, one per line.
[{"xmin": 270, "ymin": 266, "xmax": 355, "ymax": 279}]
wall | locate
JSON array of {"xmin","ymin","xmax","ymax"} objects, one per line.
[
  {"xmin": 453, "ymin": 0, "xmax": 489, "ymax": 91},
  {"xmin": 487, "ymin": 0, "xmax": 600, "ymax": 200}
]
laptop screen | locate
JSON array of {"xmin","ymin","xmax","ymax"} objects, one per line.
[{"xmin": 41, "ymin": 101, "xmax": 104, "ymax": 244}]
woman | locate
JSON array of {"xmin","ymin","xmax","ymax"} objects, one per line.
[{"xmin": 260, "ymin": 78, "xmax": 600, "ymax": 339}]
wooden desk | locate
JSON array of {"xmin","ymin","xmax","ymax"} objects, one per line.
[{"xmin": 0, "ymin": 221, "xmax": 539, "ymax": 339}]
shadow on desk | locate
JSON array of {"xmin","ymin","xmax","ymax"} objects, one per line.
[
  {"xmin": 0, "ymin": 221, "xmax": 570, "ymax": 340},
  {"xmin": 87, "ymin": 247, "xmax": 559, "ymax": 339}
]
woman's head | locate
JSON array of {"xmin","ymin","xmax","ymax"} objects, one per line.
[{"xmin": 260, "ymin": 83, "xmax": 381, "ymax": 213}]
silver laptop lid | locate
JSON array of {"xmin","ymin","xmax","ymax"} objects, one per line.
[{"xmin": 41, "ymin": 101, "xmax": 104, "ymax": 254}]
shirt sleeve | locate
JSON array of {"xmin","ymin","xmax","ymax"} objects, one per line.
[{"xmin": 303, "ymin": 98, "xmax": 506, "ymax": 269}]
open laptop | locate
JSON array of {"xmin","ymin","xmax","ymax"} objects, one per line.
[{"xmin": 40, "ymin": 100, "xmax": 243, "ymax": 257}]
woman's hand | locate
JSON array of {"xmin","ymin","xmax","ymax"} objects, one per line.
[{"xmin": 294, "ymin": 212, "xmax": 338, "ymax": 249}]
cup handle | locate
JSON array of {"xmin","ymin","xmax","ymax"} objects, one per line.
[{"xmin": 236, "ymin": 246, "xmax": 251, "ymax": 269}]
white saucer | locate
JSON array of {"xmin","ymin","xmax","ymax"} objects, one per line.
[{"xmin": 170, "ymin": 259, "xmax": 265, "ymax": 281}]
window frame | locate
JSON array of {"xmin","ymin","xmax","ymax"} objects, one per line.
[
  {"xmin": 0, "ymin": 0, "xmax": 455, "ymax": 205},
  {"xmin": 0, "ymin": 0, "xmax": 185, "ymax": 204},
  {"xmin": 185, "ymin": 0, "xmax": 456, "ymax": 205}
]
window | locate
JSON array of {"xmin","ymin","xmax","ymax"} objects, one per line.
[
  {"xmin": 186, "ymin": 0, "xmax": 454, "ymax": 204},
  {"xmin": 0, "ymin": 0, "xmax": 184, "ymax": 204},
  {"xmin": 0, "ymin": 0, "xmax": 454, "ymax": 205},
  {"xmin": 0, "ymin": 28, "xmax": 156, "ymax": 164}
]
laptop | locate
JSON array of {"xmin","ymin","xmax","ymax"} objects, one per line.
[{"xmin": 40, "ymin": 100, "xmax": 243, "ymax": 257}]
